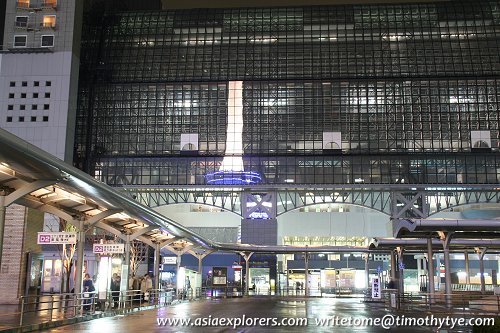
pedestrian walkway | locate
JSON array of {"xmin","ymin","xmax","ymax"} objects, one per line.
[
  {"xmin": 0, "ymin": 295, "xmax": 163, "ymax": 333},
  {"xmin": 30, "ymin": 297, "xmax": 471, "ymax": 333}
]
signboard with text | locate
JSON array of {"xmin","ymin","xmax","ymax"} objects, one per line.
[
  {"xmin": 371, "ymin": 277, "xmax": 382, "ymax": 299},
  {"xmin": 212, "ymin": 267, "xmax": 228, "ymax": 286},
  {"xmin": 37, "ymin": 232, "xmax": 77, "ymax": 244},
  {"xmin": 93, "ymin": 243, "xmax": 125, "ymax": 254},
  {"xmin": 162, "ymin": 257, "xmax": 177, "ymax": 265}
]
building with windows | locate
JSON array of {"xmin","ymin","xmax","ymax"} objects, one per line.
[
  {"xmin": 74, "ymin": 0, "xmax": 500, "ymax": 290},
  {"xmin": 1, "ymin": 0, "xmax": 500, "ymax": 301},
  {"xmin": 0, "ymin": 0, "xmax": 82, "ymax": 303}
]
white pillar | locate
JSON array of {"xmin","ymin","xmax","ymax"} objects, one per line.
[
  {"xmin": 397, "ymin": 247, "xmax": 404, "ymax": 294},
  {"xmin": 476, "ymin": 248, "xmax": 487, "ymax": 294},
  {"xmin": 74, "ymin": 220, "xmax": 85, "ymax": 294},
  {"xmin": 304, "ymin": 252, "xmax": 309, "ymax": 296},
  {"xmin": 198, "ymin": 255, "xmax": 203, "ymax": 275},
  {"xmin": 443, "ymin": 245, "xmax": 452, "ymax": 308},
  {"xmin": 464, "ymin": 251, "xmax": 470, "ymax": 285},
  {"xmin": 154, "ymin": 243, "xmax": 161, "ymax": 289},
  {"xmin": 121, "ymin": 240, "xmax": 131, "ymax": 291},
  {"xmin": 427, "ymin": 238, "xmax": 435, "ymax": 298},
  {"xmin": 364, "ymin": 254, "xmax": 370, "ymax": 289},
  {"xmin": 390, "ymin": 250, "xmax": 396, "ymax": 282},
  {"xmin": 242, "ymin": 252, "xmax": 253, "ymax": 296}
]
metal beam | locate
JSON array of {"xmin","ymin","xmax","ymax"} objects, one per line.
[
  {"xmin": 130, "ymin": 225, "xmax": 157, "ymax": 240},
  {"xmin": 5, "ymin": 180, "xmax": 58, "ymax": 206},
  {"xmin": 36, "ymin": 205, "xmax": 75, "ymax": 227},
  {"xmin": 85, "ymin": 209, "xmax": 123, "ymax": 230},
  {"xmin": 94, "ymin": 221, "xmax": 127, "ymax": 241}
]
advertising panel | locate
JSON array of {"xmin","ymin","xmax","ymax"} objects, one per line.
[{"xmin": 212, "ymin": 267, "xmax": 228, "ymax": 286}]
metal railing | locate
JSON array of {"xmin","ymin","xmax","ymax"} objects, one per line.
[
  {"xmin": 0, "ymin": 289, "xmax": 180, "ymax": 329},
  {"xmin": 383, "ymin": 290, "xmax": 500, "ymax": 315},
  {"xmin": 6, "ymin": 287, "xmax": 500, "ymax": 330}
]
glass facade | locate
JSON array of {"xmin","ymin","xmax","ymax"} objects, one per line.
[{"xmin": 76, "ymin": 1, "xmax": 500, "ymax": 186}]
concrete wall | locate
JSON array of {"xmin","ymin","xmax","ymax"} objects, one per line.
[{"xmin": 0, "ymin": 52, "xmax": 75, "ymax": 160}]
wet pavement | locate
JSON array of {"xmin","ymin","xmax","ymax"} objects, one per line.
[{"xmin": 36, "ymin": 297, "xmax": 473, "ymax": 332}]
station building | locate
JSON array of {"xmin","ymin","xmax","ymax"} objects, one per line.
[{"xmin": 1, "ymin": 0, "xmax": 500, "ymax": 302}]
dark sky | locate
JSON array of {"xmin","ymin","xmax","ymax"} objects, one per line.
[{"xmin": 161, "ymin": 0, "xmax": 449, "ymax": 9}]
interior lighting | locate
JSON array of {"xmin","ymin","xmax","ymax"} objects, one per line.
[{"xmin": 249, "ymin": 38, "xmax": 277, "ymax": 43}]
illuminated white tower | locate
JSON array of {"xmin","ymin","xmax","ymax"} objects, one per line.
[
  {"xmin": 206, "ymin": 81, "xmax": 261, "ymax": 184},
  {"xmin": 220, "ymin": 81, "xmax": 244, "ymax": 172}
]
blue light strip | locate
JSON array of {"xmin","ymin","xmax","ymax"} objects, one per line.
[{"xmin": 205, "ymin": 170, "xmax": 262, "ymax": 185}]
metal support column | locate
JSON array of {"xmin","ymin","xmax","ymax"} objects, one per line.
[
  {"xmin": 74, "ymin": 220, "xmax": 85, "ymax": 294},
  {"xmin": 390, "ymin": 250, "xmax": 396, "ymax": 282},
  {"xmin": 439, "ymin": 231, "xmax": 453, "ymax": 308},
  {"xmin": 154, "ymin": 243, "xmax": 161, "ymax": 289},
  {"xmin": 0, "ymin": 195, "xmax": 5, "ymax": 270},
  {"xmin": 176, "ymin": 253, "xmax": 182, "ymax": 282},
  {"xmin": 427, "ymin": 237, "xmax": 435, "ymax": 300},
  {"xmin": 443, "ymin": 245, "xmax": 452, "ymax": 307},
  {"xmin": 364, "ymin": 253, "xmax": 370, "ymax": 289},
  {"xmin": 304, "ymin": 252, "xmax": 309, "ymax": 296},
  {"xmin": 241, "ymin": 252, "xmax": 253, "ymax": 296},
  {"xmin": 396, "ymin": 247, "xmax": 404, "ymax": 294},
  {"xmin": 475, "ymin": 248, "xmax": 487, "ymax": 294},
  {"xmin": 121, "ymin": 239, "xmax": 131, "ymax": 291},
  {"xmin": 416, "ymin": 257, "xmax": 422, "ymax": 278},
  {"xmin": 464, "ymin": 251, "xmax": 470, "ymax": 285},
  {"xmin": 198, "ymin": 256, "xmax": 203, "ymax": 275}
]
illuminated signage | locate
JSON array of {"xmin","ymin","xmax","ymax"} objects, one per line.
[
  {"xmin": 93, "ymin": 243, "xmax": 125, "ymax": 254},
  {"xmin": 37, "ymin": 232, "xmax": 77, "ymax": 244}
]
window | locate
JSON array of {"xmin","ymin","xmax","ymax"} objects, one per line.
[
  {"xmin": 46, "ymin": 81, "xmax": 51, "ymax": 86},
  {"xmin": 43, "ymin": 104, "xmax": 50, "ymax": 110},
  {"xmin": 13, "ymin": 35, "xmax": 27, "ymax": 48},
  {"xmin": 31, "ymin": 116, "xmax": 37, "ymax": 122},
  {"xmin": 6, "ymin": 117, "xmax": 13, "ymax": 123},
  {"xmin": 10, "ymin": 82, "xmax": 15, "ymax": 87},
  {"xmin": 44, "ymin": 92, "xmax": 51, "ymax": 98},
  {"xmin": 42, "ymin": 15, "xmax": 56, "ymax": 28},
  {"xmin": 8, "ymin": 93, "xmax": 14, "ymax": 99},
  {"xmin": 20, "ymin": 105, "xmax": 26, "ymax": 110},
  {"xmin": 32, "ymin": 104, "xmax": 38, "ymax": 110},
  {"xmin": 21, "ymin": 93, "xmax": 27, "ymax": 98},
  {"xmin": 43, "ymin": 0, "xmax": 57, "ymax": 8},
  {"xmin": 41, "ymin": 35, "xmax": 54, "ymax": 48},
  {"xmin": 19, "ymin": 116, "xmax": 25, "ymax": 122},
  {"xmin": 33, "ymin": 93, "xmax": 39, "ymax": 98},
  {"xmin": 43, "ymin": 116, "xmax": 49, "ymax": 122},
  {"xmin": 34, "ymin": 81, "xmax": 40, "ymax": 87},
  {"xmin": 15, "ymin": 16, "xmax": 28, "ymax": 28},
  {"xmin": 22, "ymin": 81, "xmax": 27, "ymax": 87},
  {"xmin": 8, "ymin": 105, "xmax": 13, "ymax": 110},
  {"xmin": 17, "ymin": 0, "xmax": 30, "ymax": 9}
]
